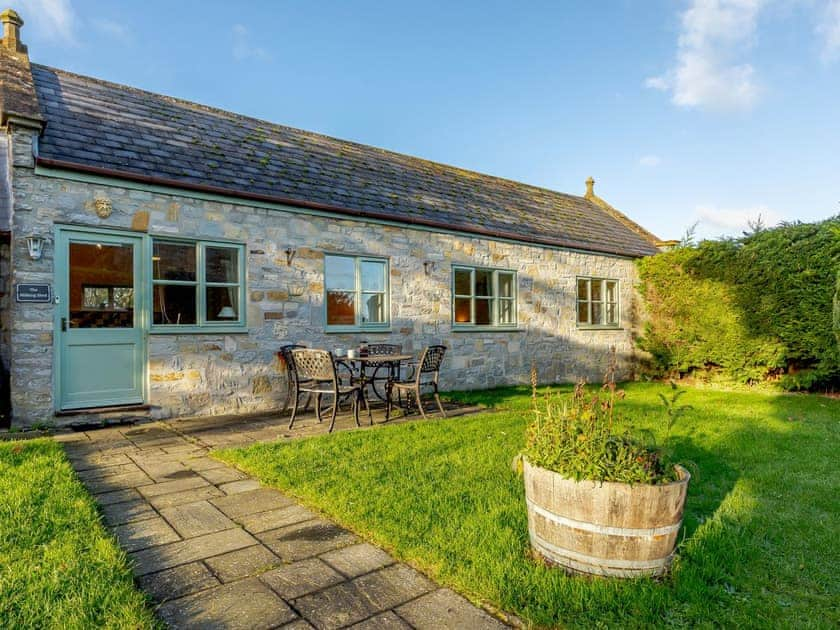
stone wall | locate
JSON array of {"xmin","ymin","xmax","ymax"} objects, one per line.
[
  {"xmin": 0, "ymin": 234, "xmax": 10, "ymax": 422},
  {"xmin": 8, "ymin": 127, "xmax": 642, "ymax": 427},
  {"xmin": 0, "ymin": 236, "xmax": 10, "ymax": 372}
]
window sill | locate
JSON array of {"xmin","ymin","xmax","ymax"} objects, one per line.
[
  {"xmin": 150, "ymin": 326, "xmax": 249, "ymax": 335},
  {"xmin": 452, "ymin": 326, "xmax": 524, "ymax": 333},
  {"xmin": 576, "ymin": 325, "xmax": 624, "ymax": 331},
  {"xmin": 324, "ymin": 327, "xmax": 393, "ymax": 335}
]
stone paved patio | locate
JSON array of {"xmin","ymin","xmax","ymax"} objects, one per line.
[{"xmin": 57, "ymin": 403, "xmax": 509, "ymax": 629}]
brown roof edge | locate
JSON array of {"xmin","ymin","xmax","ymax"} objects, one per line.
[
  {"xmin": 36, "ymin": 157, "xmax": 654, "ymax": 258},
  {"xmin": 584, "ymin": 192, "xmax": 661, "ymax": 248}
]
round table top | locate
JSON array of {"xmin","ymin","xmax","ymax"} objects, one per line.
[{"xmin": 340, "ymin": 353, "xmax": 413, "ymax": 363}]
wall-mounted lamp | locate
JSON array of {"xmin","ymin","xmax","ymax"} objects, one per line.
[
  {"xmin": 284, "ymin": 247, "xmax": 296, "ymax": 266},
  {"xmin": 25, "ymin": 235, "xmax": 46, "ymax": 260},
  {"xmin": 423, "ymin": 261, "xmax": 436, "ymax": 276}
]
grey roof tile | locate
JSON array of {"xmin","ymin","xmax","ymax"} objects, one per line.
[{"xmin": 30, "ymin": 64, "xmax": 658, "ymax": 257}]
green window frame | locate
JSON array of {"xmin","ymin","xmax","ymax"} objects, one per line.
[
  {"xmin": 452, "ymin": 266, "xmax": 517, "ymax": 329},
  {"xmin": 576, "ymin": 277, "xmax": 620, "ymax": 328},
  {"xmin": 150, "ymin": 238, "xmax": 246, "ymax": 333},
  {"xmin": 324, "ymin": 254, "xmax": 390, "ymax": 332}
]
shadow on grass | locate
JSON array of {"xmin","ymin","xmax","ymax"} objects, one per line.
[
  {"xmin": 218, "ymin": 383, "xmax": 840, "ymax": 627},
  {"xmin": 665, "ymin": 436, "xmax": 738, "ymax": 543},
  {"xmin": 444, "ymin": 383, "xmax": 576, "ymax": 411}
]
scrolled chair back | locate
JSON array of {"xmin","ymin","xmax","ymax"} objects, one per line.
[
  {"xmin": 419, "ymin": 345, "xmax": 447, "ymax": 375},
  {"xmin": 278, "ymin": 344, "xmax": 306, "ymax": 373},
  {"xmin": 291, "ymin": 348, "xmax": 336, "ymax": 382},
  {"xmin": 367, "ymin": 343, "xmax": 402, "ymax": 356}
]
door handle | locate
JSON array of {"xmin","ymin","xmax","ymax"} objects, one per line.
[{"xmin": 61, "ymin": 317, "xmax": 67, "ymax": 332}]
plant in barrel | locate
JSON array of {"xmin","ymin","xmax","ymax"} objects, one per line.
[{"xmin": 520, "ymin": 349, "xmax": 691, "ymax": 577}]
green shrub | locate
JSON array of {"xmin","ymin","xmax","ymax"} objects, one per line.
[
  {"xmin": 523, "ymin": 360, "xmax": 678, "ymax": 484},
  {"xmin": 636, "ymin": 217, "xmax": 840, "ymax": 390},
  {"xmin": 834, "ymin": 264, "xmax": 840, "ymax": 352}
]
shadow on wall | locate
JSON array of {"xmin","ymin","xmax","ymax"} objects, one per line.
[
  {"xmin": 147, "ymin": 272, "xmax": 641, "ymax": 419},
  {"xmin": 0, "ymin": 363, "xmax": 10, "ymax": 428},
  {"xmin": 144, "ymin": 315, "xmax": 638, "ymax": 421}
]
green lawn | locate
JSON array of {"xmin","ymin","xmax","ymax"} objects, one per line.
[
  {"xmin": 217, "ymin": 383, "xmax": 839, "ymax": 629},
  {"xmin": 0, "ymin": 439, "xmax": 158, "ymax": 629}
]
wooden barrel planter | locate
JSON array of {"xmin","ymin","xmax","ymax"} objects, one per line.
[{"xmin": 523, "ymin": 459, "xmax": 690, "ymax": 578}]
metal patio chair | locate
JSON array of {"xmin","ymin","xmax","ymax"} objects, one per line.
[
  {"xmin": 289, "ymin": 348, "xmax": 371, "ymax": 433},
  {"xmin": 277, "ymin": 344, "xmax": 309, "ymax": 414},
  {"xmin": 363, "ymin": 343, "xmax": 403, "ymax": 400},
  {"xmin": 385, "ymin": 345, "xmax": 447, "ymax": 421}
]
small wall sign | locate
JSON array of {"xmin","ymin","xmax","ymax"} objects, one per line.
[{"xmin": 15, "ymin": 283, "xmax": 52, "ymax": 303}]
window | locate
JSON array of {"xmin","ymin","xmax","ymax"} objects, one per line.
[
  {"xmin": 452, "ymin": 266, "xmax": 517, "ymax": 328},
  {"xmin": 151, "ymin": 239, "xmax": 245, "ymax": 330},
  {"xmin": 577, "ymin": 277, "xmax": 619, "ymax": 327},
  {"xmin": 324, "ymin": 254, "xmax": 389, "ymax": 330},
  {"xmin": 82, "ymin": 285, "xmax": 134, "ymax": 310}
]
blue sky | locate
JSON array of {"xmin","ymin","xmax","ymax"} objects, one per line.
[{"xmin": 15, "ymin": 0, "xmax": 840, "ymax": 240}]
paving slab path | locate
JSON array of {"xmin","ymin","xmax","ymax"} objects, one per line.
[{"xmin": 57, "ymin": 406, "xmax": 510, "ymax": 629}]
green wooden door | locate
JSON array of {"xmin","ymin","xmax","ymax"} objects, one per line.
[{"xmin": 55, "ymin": 227, "xmax": 146, "ymax": 409}]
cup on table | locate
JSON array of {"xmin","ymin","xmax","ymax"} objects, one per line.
[
  {"xmin": 335, "ymin": 348, "xmax": 346, "ymax": 357},
  {"xmin": 347, "ymin": 349, "xmax": 357, "ymax": 359}
]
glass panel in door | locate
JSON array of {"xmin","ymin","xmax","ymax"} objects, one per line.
[{"xmin": 68, "ymin": 242, "xmax": 135, "ymax": 328}]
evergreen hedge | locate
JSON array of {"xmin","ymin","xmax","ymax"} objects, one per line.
[
  {"xmin": 636, "ymin": 217, "xmax": 840, "ymax": 390},
  {"xmin": 835, "ymin": 265, "xmax": 840, "ymax": 352}
]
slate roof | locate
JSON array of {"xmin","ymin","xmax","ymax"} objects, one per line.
[{"xmin": 30, "ymin": 64, "xmax": 659, "ymax": 257}]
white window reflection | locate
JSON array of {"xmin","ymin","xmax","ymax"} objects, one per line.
[{"xmin": 325, "ymin": 255, "xmax": 389, "ymax": 329}]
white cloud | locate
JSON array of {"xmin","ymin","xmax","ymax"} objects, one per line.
[
  {"xmin": 17, "ymin": 0, "xmax": 76, "ymax": 43},
  {"xmin": 644, "ymin": 76, "xmax": 669, "ymax": 91},
  {"xmin": 639, "ymin": 155, "xmax": 662, "ymax": 167},
  {"xmin": 694, "ymin": 203, "xmax": 784, "ymax": 235},
  {"xmin": 232, "ymin": 24, "xmax": 271, "ymax": 62},
  {"xmin": 817, "ymin": 0, "xmax": 840, "ymax": 62},
  {"xmin": 92, "ymin": 18, "xmax": 130, "ymax": 41},
  {"xmin": 646, "ymin": 0, "xmax": 764, "ymax": 111}
]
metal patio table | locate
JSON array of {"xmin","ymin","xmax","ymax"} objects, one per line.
[{"xmin": 338, "ymin": 353, "xmax": 413, "ymax": 403}]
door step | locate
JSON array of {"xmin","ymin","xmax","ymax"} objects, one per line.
[
  {"xmin": 55, "ymin": 404, "xmax": 151, "ymax": 417},
  {"xmin": 54, "ymin": 405, "xmax": 153, "ymax": 430}
]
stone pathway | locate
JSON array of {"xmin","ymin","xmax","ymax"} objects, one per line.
[{"xmin": 57, "ymin": 405, "xmax": 509, "ymax": 629}]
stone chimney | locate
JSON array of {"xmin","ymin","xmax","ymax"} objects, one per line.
[
  {"xmin": 1, "ymin": 8, "xmax": 26, "ymax": 55},
  {"xmin": 0, "ymin": 8, "xmax": 44, "ymax": 130},
  {"xmin": 581, "ymin": 175, "xmax": 663, "ymax": 249}
]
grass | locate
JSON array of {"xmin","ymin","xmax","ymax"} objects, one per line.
[
  {"xmin": 216, "ymin": 383, "xmax": 840, "ymax": 628},
  {"xmin": 0, "ymin": 439, "xmax": 158, "ymax": 629}
]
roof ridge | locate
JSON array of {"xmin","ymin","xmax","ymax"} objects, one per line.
[{"xmin": 31, "ymin": 62, "xmax": 590, "ymax": 204}]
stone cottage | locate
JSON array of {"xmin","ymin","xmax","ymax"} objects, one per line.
[{"xmin": 0, "ymin": 10, "xmax": 661, "ymax": 428}]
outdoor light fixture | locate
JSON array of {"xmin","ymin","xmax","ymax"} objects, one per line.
[
  {"xmin": 423, "ymin": 261, "xmax": 436, "ymax": 276},
  {"xmin": 284, "ymin": 247, "xmax": 296, "ymax": 266},
  {"xmin": 25, "ymin": 235, "xmax": 45, "ymax": 260}
]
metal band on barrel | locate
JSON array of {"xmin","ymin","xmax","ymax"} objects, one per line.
[
  {"xmin": 528, "ymin": 527, "xmax": 673, "ymax": 571},
  {"xmin": 526, "ymin": 498, "xmax": 683, "ymax": 537}
]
